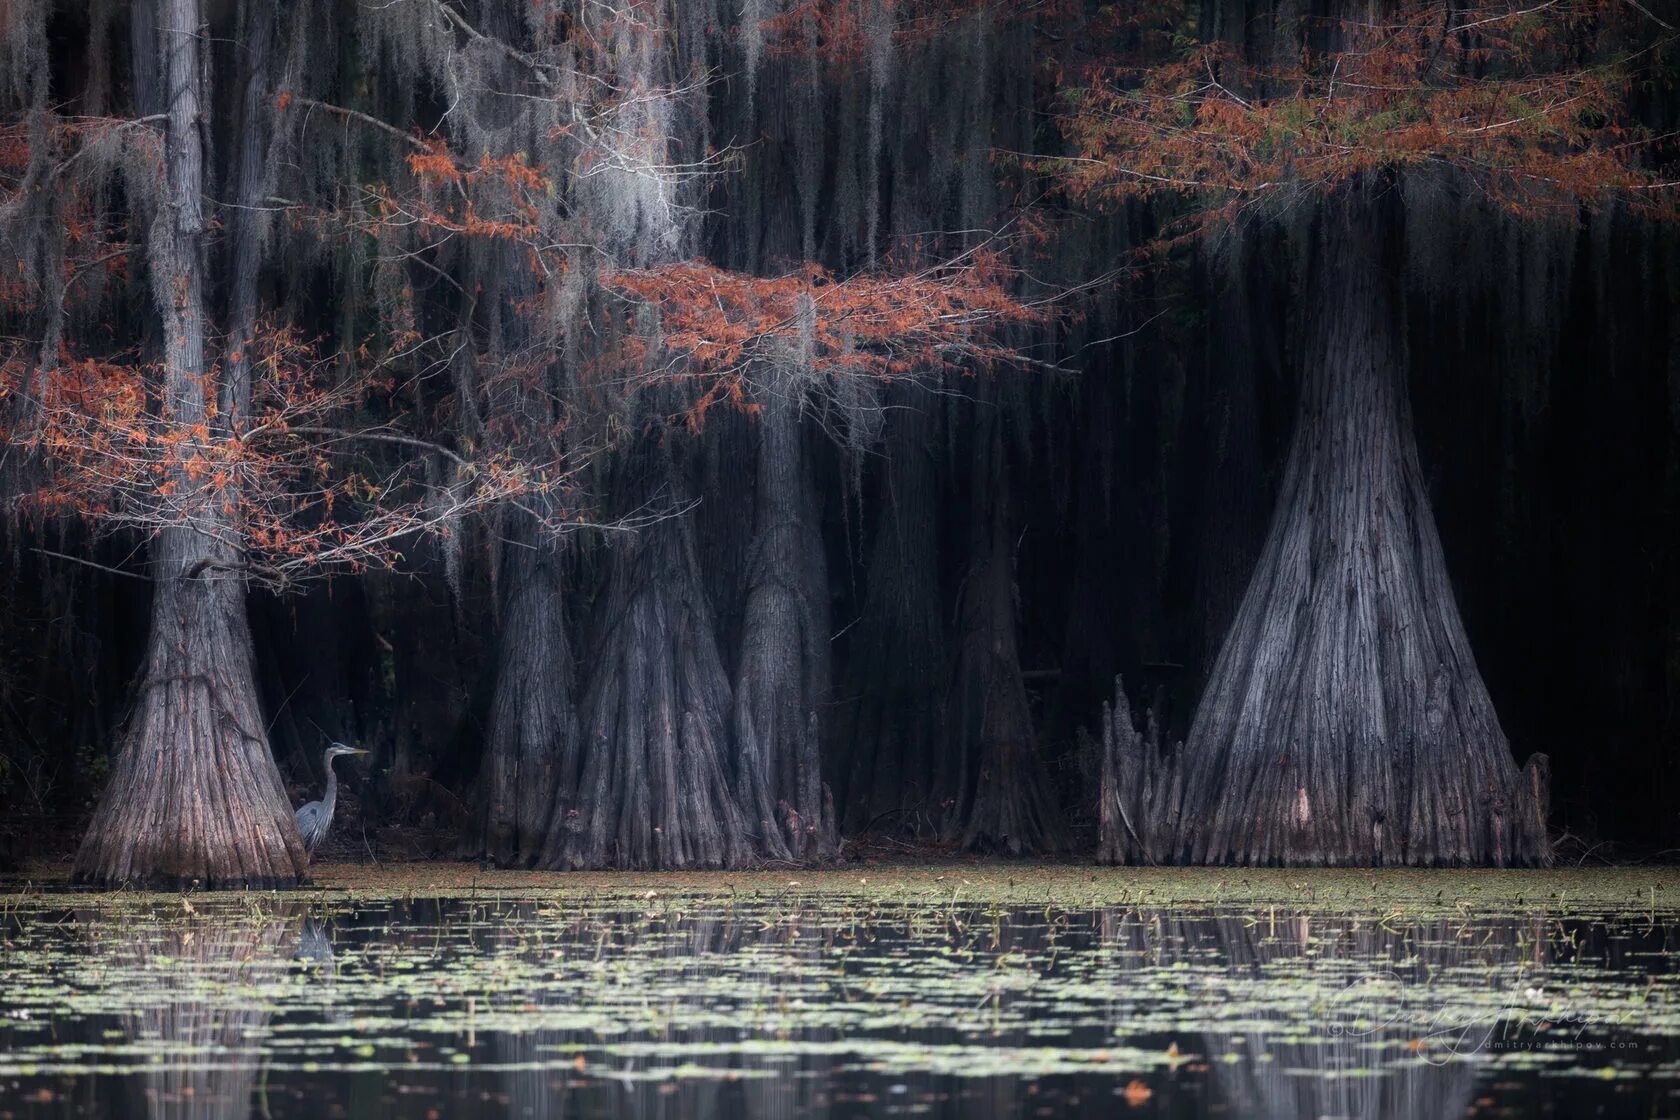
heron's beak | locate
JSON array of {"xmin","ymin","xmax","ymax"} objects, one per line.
[{"xmin": 349, "ymin": 748, "xmax": 370, "ymax": 755}]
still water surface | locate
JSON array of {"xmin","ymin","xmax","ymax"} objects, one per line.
[{"xmin": 0, "ymin": 867, "xmax": 1676, "ymax": 1118}]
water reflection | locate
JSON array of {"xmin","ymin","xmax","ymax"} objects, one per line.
[
  {"xmin": 80, "ymin": 903, "xmax": 306, "ymax": 1120},
  {"xmin": 486, "ymin": 904, "xmax": 835, "ymax": 1120},
  {"xmin": 295, "ymin": 914, "xmax": 336, "ymax": 968},
  {"xmin": 1096, "ymin": 910, "xmax": 1535, "ymax": 1119},
  {"xmin": 0, "ymin": 892, "xmax": 1671, "ymax": 1119}
]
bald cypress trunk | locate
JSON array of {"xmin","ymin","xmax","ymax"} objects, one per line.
[
  {"xmin": 951, "ymin": 393, "xmax": 1066, "ymax": 856},
  {"xmin": 479, "ymin": 512, "xmax": 576, "ymax": 867},
  {"xmin": 732, "ymin": 388, "xmax": 836, "ymax": 862},
  {"xmin": 837, "ymin": 383, "xmax": 951, "ymax": 834},
  {"xmin": 539, "ymin": 439, "xmax": 753, "ymax": 870},
  {"xmin": 218, "ymin": 0, "xmax": 275, "ymax": 431},
  {"xmin": 1170, "ymin": 195, "xmax": 1551, "ymax": 867},
  {"xmin": 74, "ymin": 0, "xmax": 305, "ymax": 889},
  {"xmin": 74, "ymin": 533, "xmax": 306, "ymax": 888}
]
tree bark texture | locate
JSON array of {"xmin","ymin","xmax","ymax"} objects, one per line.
[
  {"xmin": 732, "ymin": 388, "xmax": 837, "ymax": 861},
  {"xmin": 539, "ymin": 443, "xmax": 753, "ymax": 870},
  {"xmin": 218, "ymin": 0, "xmax": 275, "ymax": 430},
  {"xmin": 951, "ymin": 395, "xmax": 1067, "ymax": 856},
  {"xmin": 1095, "ymin": 677, "xmax": 1181, "ymax": 865},
  {"xmin": 1169, "ymin": 197, "xmax": 1551, "ymax": 866},
  {"xmin": 480, "ymin": 512, "xmax": 576, "ymax": 867},
  {"xmin": 836, "ymin": 383, "xmax": 952, "ymax": 834},
  {"xmin": 74, "ymin": 0, "xmax": 306, "ymax": 888}
]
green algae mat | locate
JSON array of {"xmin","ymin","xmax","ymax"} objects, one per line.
[{"xmin": 0, "ymin": 864, "xmax": 1676, "ymax": 1117}]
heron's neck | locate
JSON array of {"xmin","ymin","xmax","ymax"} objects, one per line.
[{"xmin": 321, "ymin": 752, "xmax": 340, "ymax": 817}]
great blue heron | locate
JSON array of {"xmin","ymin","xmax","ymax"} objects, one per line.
[{"xmin": 295, "ymin": 743, "xmax": 368, "ymax": 856}]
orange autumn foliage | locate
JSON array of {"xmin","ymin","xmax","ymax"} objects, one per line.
[
  {"xmin": 0, "ymin": 114, "xmax": 151, "ymax": 317},
  {"xmin": 603, "ymin": 249, "xmax": 1045, "ymax": 429},
  {"xmin": 372, "ymin": 138, "xmax": 549, "ymax": 243},
  {"xmin": 3, "ymin": 20, "xmax": 1047, "ymax": 578},
  {"xmin": 353, "ymin": 129, "xmax": 1044, "ymax": 435},
  {"xmin": 5, "ymin": 326, "xmax": 547, "ymax": 586},
  {"xmin": 1051, "ymin": 1, "xmax": 1678, "ymax": 227}
]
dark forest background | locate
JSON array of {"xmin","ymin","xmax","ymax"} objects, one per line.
[{"xmin": 1, "ymin": 0, "xmax": 1677, "ymax": 871}]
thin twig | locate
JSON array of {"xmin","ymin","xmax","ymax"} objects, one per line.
[
  {"xmin": 294, "ymin": 98, "xmax": 429, "ymax": 151},
  {"xmin": 31, "ymin": 548, "xmax": 151, "ymax": 581}
]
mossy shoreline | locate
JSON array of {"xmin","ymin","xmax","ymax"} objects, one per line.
[{"xmin": 4, "ymin": 859, "xmax": 1678, "ymax": 915}]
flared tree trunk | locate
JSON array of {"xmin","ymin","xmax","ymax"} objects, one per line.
[
  {"xmin": 74, "ymin": 0, "xmax": 306, "ymax": 888},
  {"xmin": 837, "ymin": 382, "xmax": 951, "ymax": 834},
  {"xmin": 951, "ymin": 397, "xmax": 1066, "ymax": 855},
  {"xmin": 732, "ymin": 387, "xmax": 836, "ymax": 861},
  {"xmin": 538, "ymin": 442, "xmax": 753, "ymax": 870},
  {"xmin": 1190, "ymin": 228, "xmax": 1289, "ymax": 688},
  {"xmin": 479, "ymin": 512, "xmax": 577, "ymax": 866},
  {"xmin": 75, "ymin": 532, "xmax": 306, "ymax": 888},
  {"xmin": 1172, "ymin": 195, "xmax": 1551, "ymax": 866}
]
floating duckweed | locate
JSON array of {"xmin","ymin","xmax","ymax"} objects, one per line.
[{"xmin": 0, "ymin": 865, "xmax": 1674, "ymax": 1116}]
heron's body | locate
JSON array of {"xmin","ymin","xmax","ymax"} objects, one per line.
[{"xmin": 296, "ymin": 744, "xmax": 367, "ymax": 856}]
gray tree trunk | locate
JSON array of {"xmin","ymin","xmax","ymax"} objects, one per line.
[
  {"xmin": 74, "ymin": 0, "xmax": 306, "ymax": 888},
  {"xmin": 539, "ymin": 440, "xmax": 753, "ymax": 870},
  {"xmin": 480, "ymin": 512, "xmax": 577, "ymax": 866},
  {"xmin": 837, "ymin": 382, "xmax": 951, "ymax": 835},
  {"xmin": 951, "ymin": 390, "xmax": 1066, "ymax": 855},
  {"xmin": 1170, "ymin": 196, "xmax": 1551, "ymax": 866},
  {"xmin": 732, "ymin": 386, "xmax": 836, "ymax": 862}
]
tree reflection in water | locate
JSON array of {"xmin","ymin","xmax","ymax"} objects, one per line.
[
  {"xmin": 1093, "ymin": 908, "xmax": 1547, "ymax": 1119},
  {"xmin": 10, "ymin": 894, "xmax": 1663, "ymax": 1120},
  {"xmin": 471, "ymin": 902, "xmax": 1551, "ymax": 1120},
  {"xmin": 487, "ymin": 903, "xmax": 833, "ymax": 1120},
  {"xmin": 82, "ymin": 903, "xmax": 307, "ymax": 1120}
]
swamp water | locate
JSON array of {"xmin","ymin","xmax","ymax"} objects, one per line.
[{"xmin": 0, "ymin": 866, "xmax": 1676, "ymax": 1118}]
